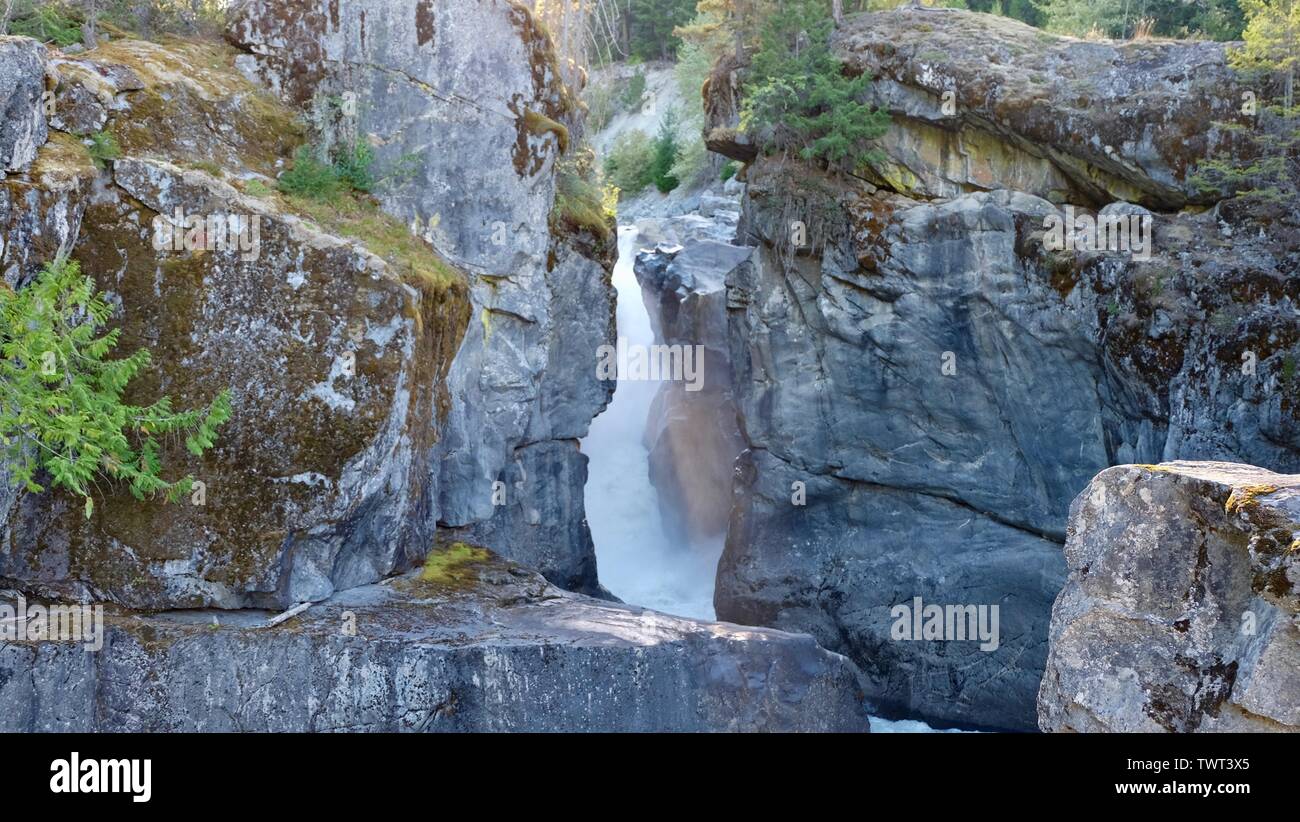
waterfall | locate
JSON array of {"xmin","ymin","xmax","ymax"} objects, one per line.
[{"xmin": 582, "ymin": 226, "xmax": 723, "ymax": 620}]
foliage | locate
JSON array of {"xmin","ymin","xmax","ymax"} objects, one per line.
[
  {"xmin": 1036, "ymin": 0, "xmax": 1246, "ymax": 40},
  {"xmin": 721, "ymin": 160, "xmax": 740, "ymax": 181},
  {"xmin": 278, "ymin": 141, "xmax": 391, "ymax": 202},
  {"xmin": 0, "ymin": 257, "xmax": 231, "ymax": 518},
  {"xmin": 278, "ymin": 145, "xmax": 346, "ymax": 201},
  {"xmin": 627, "ymin": 0, "xmax": 699, "ymax": 60},
  {"xmin": 87, "ymin": 131, "xmax": 120, "ymax": 168},
  {"xmin": 6, "ymin": 2, "xmax": 82, "ymax": 45},
  {"xmin": 650, "ymin": 108, "xmax": 682, "ymax": 192},
  {"xmin": 2, "ymin": 0, "xmax": 228, "ymax": 42},
  {"xmin": 552, "ymin": 147, "xmax": 617, "ymax": 242},
  {"xmin": 740, "ymin": 0, "xmax": 890, "ymax": 170},
  {"xmin": 603, "ymin": 129, "xmax": 657, "ymax": 192},
  {"xmin": 331, "ymin": 141, "xmax": 377, "ymax": 193},
  {"xmin": 1189, "ymin": 0, "xmax": 1299, "ymax": 203},
  {"xmin": 621, "ymin": 70, "xmax": 648, "ymax": 109}
]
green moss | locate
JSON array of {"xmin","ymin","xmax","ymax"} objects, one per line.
[
  {"xmin": 523, "ymin": 109, "xmax": 570, "ymax": 154},
  {"xmin": 188, "ymin": 160, "xmax": 224, "ymax": 178},
  {"xmin": 420, "ymin": 542, "xmax": 490, "ymax": 586},
  {"xmin": 283, "ymin": 192, "xmax": 462, "ymax": 293},
  {"xmin": 241, "ymin": 179, "xmax": 272, "ymax": 198}
]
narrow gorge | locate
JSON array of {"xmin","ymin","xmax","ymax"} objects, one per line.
[{"xmin": 0, "ymin": 0, "xmax": 1295, "ymax": 738}]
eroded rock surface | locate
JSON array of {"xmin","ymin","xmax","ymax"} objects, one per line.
[
  {"xmin": 1, "ymin": 41, "xmax": 471, "ymax": 609},
  {"xmin": 706, "ymin": 9, "xmax": 1300, "ymax": 730},
  {"xmin": 0, "ymin": 37, "xmax": 47, "ymax": 174},
  {"xmin": 227, "ymin": 0, "xmax": 616, "ymax": 594},
  {"xmin": 0, "ymin": 552, "xmax": 871, "ymax": 732},
  {"xmin": 1038, "ymin": 462, "xmax": 1300, "ymax": 732}
]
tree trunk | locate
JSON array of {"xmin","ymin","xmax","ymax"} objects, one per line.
[{"xmin": 82, "ymin": 0, "xmax": 99, "ymax": 49}]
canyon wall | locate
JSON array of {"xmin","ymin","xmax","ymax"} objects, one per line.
[
  {"xmin": 227, "ymin": 0, "xmax": 617, "ymax": 596},
  {"xmin": 707, "ymin": 7, "xmax": 1300, "ymax": 730},
  {"xmin": 0, "ymin": 3, "xmax": 875, "ymax": 730}
]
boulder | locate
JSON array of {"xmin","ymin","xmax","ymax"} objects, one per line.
[
  {"xmin": 0, "ymin": 551, "xmax": 873, "ymax": 732},
  {"xmin": 1039, "ymin": 462, "xmax": 1300, "ymax": 732}
]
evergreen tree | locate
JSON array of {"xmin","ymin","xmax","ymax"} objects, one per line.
[
  {"xmin": 0, "ymin": 257, "xmax": 232, "ymax": 517},
  {"xmin": 740, "ymin": 0, "xmax": 890, "ymax": 170}
]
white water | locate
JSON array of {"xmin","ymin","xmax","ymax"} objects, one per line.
[
  {"xmin": 582, "ymin": 227, "xmax": 723, "ymax": 620},
  {"xmin": 581, "ymin": 227, "xmax": 951, "ymax": 732}
]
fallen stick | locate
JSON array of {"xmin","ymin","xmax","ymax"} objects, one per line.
[{"xmin": 265, "ymin": 602, "xmax": 311, "ymax": 628}]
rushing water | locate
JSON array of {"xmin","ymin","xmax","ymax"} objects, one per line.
[
  {"xmin": 582, "ymin": 225, "xmax": 949, "ymax": 732},
  {"xmin": 582, "ymin": 226, "xmax": 723, "ymax": 620}
]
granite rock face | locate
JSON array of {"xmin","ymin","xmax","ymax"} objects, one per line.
[
  {"xmin": 0, "ymin": 39, "xmax": 471, "ymax": 608},
  {"xmin": 706, "ymin": 10, "xmax": 1300, "ymax": 730},
  {"xmin": 227, "ymin": 0, "xmax": 616, "ymax": 594},
  {"xmin": 0, "ymin": 37, "xmax": 47, "ymax": 174},
  {"xmin": 0, "ymin": 553, "xmax": 872, "ymax": 732},
  {"xmin": 1039, "ymin": 462, "xmax": 1300, "ymax": 733}
]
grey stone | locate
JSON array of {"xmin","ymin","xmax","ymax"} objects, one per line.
[
  {"xmin": 1039, "ymin": 462, "xmax": 1300, "ymax": 732},
  {"xmin": 228, "ymin": 0, "xmax": 617, "ymax": 592},
  {"xmin": 0, "ymin": 556, "xmax": 873, "ymax": 732},
  {"xmin": 0, "ymin": 36, "xmax": 48, "ymax": 173}
]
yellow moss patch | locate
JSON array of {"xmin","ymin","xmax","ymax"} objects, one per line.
[
  {"xmin": 1225, "ymin": 484, "xmax": 1280, "ymax": 516},
  {"xmin": 420, "ymin": 542, "xmax": 490, "ymax": 586},
  {"xmin": 522, "ymin": 109, "xmax": 570, "ymax": 154},
  {"xmin": 29, "ymin": 132, "xmax": 96, "ymax": 184}
]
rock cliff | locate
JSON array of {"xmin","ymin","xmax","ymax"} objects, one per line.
[
  {"xmin": 706, "ymin": 7, "xmax": 1300, "ymax": 730},
  {"xmin": 0, "ymin": 0, "xmax": 879, "ymax": 733},
  {"xmin": 226, "ymin": 0, "xmax": 617, "ymax": 596}
]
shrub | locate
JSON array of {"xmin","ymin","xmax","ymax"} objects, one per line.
[
  {"xmin": 277, "ymin": 140, "xmax": 403, "ymax": 201},
  {"xmin": 87, "ymin": 131, "xmax": 120, "ymax": 168},
  {"xmin": 740, "ymin": 0, "xmax": 890, "ymax": 171},
  {"xmin": 0, "ymin": 257, "xmax": 232, "ymax": 517},
  {"xmin": 721, "ymin": 161, "xmax": 740, "ymax": 182},
  {"xmin": 553, "ymin": 144, "xmax": 616, "ymax": 239},
  {"xmin": 278, "ymin": 145, "xmax": 345, "ymax": 201},
  {"xmin": 331, "ymin": 141, "xmax": 377, "ymax": 193},
  {"xmin": 621, "ymin": 71, "xmax": 648, "ymax": 109},
  {"xmin": 603, "ymin": 129, "xmax": 656, "ymax": 193},
  {"xmin": 7, "ymin": 2, "xmax": 82, "ymax": 46}
]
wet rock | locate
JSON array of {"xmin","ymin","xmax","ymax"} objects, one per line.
[
  {"xmin": 0, "ymin": 554, "xmax": 872, "ymax": 732},
  {"xmin": 635, "ymin": 237, "xmax": 750, "ymax": 544},
  {"xmin": 1039, "ymin": 462, "xmax": 1300, "ymax": 732}
]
